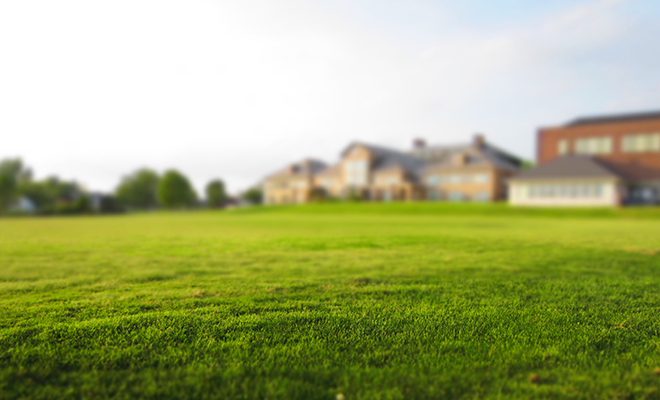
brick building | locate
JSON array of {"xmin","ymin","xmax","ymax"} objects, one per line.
[{"xmin": 510, "ymin": 111, "xmax": 660, "ymax": 206}]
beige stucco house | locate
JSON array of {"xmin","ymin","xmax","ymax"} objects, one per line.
[
  {"xmin": 263, "ymin": 135, "xmax": 524, "ymax": 204},
  {"xmin": 421, "ymin": 136, "xmax": 522, "ymax": 202}
]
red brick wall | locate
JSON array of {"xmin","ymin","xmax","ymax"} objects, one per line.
[{"xmin": 537, "ymin": 118, "xmax": 660, "ymax": 180}]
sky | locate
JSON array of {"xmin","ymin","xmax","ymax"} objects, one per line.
[{"xmin": 1, "ymin": 0, "xmax": 659, "ymax": 194}]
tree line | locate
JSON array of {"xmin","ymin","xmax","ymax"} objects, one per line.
[{"xmin": 0, "ymin": 158, "xmax": 262, "ymax": 215}]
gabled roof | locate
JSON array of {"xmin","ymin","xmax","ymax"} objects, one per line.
[
  {"xmin": 563, "ymin": 110, "xmax": 660, "ymax": 127},
  {"xmin": 510, "ymin": 155, "xmax": 622, "ymax": 181},
  {"xmin": 341, "ymin": 141, "xmax": 426, "ymax": 178},
  {"xmin": 420, "ymin": 143, "xmax": 523, "ymax": 172},
  {"xmin": 266, "ymin": 158, "xmax": 328, "ymax": 180},
  {"xmin": 316, "ymin": 163, "xmax": 342, "ymax": 177},
  {"xmin": 410, "ymin": 143, "xmax": 469, "ymax": 163},
  {"xmin": 412, "ymin": 140, "xmax": 523, "ymax": 170}
]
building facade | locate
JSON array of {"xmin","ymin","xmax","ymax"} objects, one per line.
[
  {"xmin": 422, "ymin": 136, "xmax": 521, "ymax": 202},
  {"xmin": 263, "ymin": 159, "xmax": 328, "ymax": 205},
  {"xmin": 511, "ymin": 111, "xmax": 660, "ymax": 207},
  {"xmin": 263, "ymin": 135, "xmax": 523, "ymax": 204}
]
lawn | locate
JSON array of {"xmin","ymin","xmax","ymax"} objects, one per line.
[{"xmin": 0, "ymin": 203, "xmax": 658, "ymax": 399}]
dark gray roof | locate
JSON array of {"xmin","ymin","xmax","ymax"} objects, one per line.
[
  {"xmin": 342, "ymin": 141, "xmax": 427, "ymax": 177},
  {"xmin": 420, "ymin": 144, "xmax": 523, "ymax": 172},
  {"xmin": 410, "ymin": 143, "xmax": 469, "ymax": 162},
  {"xmin": 267, "ymin": 158, "xmax": 328, "ymax": 179},
  {"xmin": 564, "ymin": 110, "xmax": 660, "ymax": 127},
  {"xmin": 511, "ymin": 155, "xmax": 623, "ymax": 181},
  {"xmin": 316, "ymin": 163, "xmax": 341, "ymax": 177}
]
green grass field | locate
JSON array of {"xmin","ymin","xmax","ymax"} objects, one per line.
[{"xmin": 1, "ymin": 203, "xmax": 659, "ymax": 399}]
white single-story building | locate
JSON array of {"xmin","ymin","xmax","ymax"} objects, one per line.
[{"xmin": 508, "ymin": 156, "xmax": 626, "ymax": 207}]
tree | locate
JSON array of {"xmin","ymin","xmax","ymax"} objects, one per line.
[
  {"xmin": 158, "ymin": 170, "xmax": 197, "ymax": 208},
  {"xmin": 0, "ymin": 158, "xmax": 31, "ymax": 212},
  {"xmin": 115, "ymin": 168, "xmax": 160, "ymax": 210},
  {"xmin": 18, "ymin": 176, "xmax": 84, "ymax": 214},
  {"xmin": 205, "ymin": 179, "xmax": 227, "ymax": 208},
  {"xmin": 242, "ymin": 186, "xmax": 263, "ymax": 205}
]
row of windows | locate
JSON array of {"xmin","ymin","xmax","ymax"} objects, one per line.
[
  {"xmin": 429, "ymin": 190, "xmax": 491, "ymax": 202},
  {"xmin": 267, "ymin": 180, "xmax": 308, "ymax": 190},
  {"xmin": 558, "ymin": 132, "xmax": 660, "ymax": 155},
  {"xmin": 320, "ymin": 172, "xmax": 489, "ymax": 188},
  {"xmin": 622, "ymin": 133, "xmax": 660, "ymax": 152},
  {"xmin": 317, "ymin": 178, "xmax": 336, "ymax": 188},
  {"xmin": 426, "ymin": 173, "xmax": 490, "ymax": 186},
  {"xmin": 375, "ymin": 176, "xmax": 401, "ymax": 186},
  {"xmin": 575, "ymin": 137, "xmax": 612, "ymax": 154},
  {"xmin": 527, "ymin": 184, "xmax": 604, "ymax": 198}
]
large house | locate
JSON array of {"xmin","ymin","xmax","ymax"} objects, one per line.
[
  {"xmin": 509, "ymin": 111, "xmax": 660, "ymax": 207},
  {"xmin": 263, "ymin": 135, "xmax": 524, "ymax": 204}
]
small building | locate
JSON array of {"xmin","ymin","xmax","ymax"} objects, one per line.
[
  {"xmin": 509, "ymin": 156, "xmax": 625, "ymax": 207},
  {"xmin": 511, "ymin": 111, "xmax": 660, "ymax": 207},
  {"xmin": 10, "ymin": 196, "xmax": 37, "ymax": 214},
  {"xmin": 89, "ymin": 192, "xmax": 124, "ymax": 213}
]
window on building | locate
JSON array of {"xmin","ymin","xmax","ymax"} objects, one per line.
[
  {"xmin": 346, "ymin": 161, "xmax": 368, "ymax": 186},
  {"xmin": 575, "ymin": 137, "xmax": 613, "ymax": 155},
  {"xmin": 474, "ymin": 174, "xmax": 490, "ymax": 184},
  {"xmin": 448, "ymin": 174, "xmax": 462, "ymax": 184},
  {"xmin": 593, "ymin": 184, "xmax": 603, "ymax": 197},
  {"xmin": 527, "ymin": 183, "xmax": 608, "ymax": 199},
  {"xmin": 426, "ymin": 175, "xmax": 440, "ymax": 186},
  {"xmin": 428, "ymin": 190, "xmax": 442, "ymax": 201},
  {"xmin": 389, "ymin": 176, "xmax": 400, "ymax": 185},
  {"xmin": 320, "ymin": 178, "xmax": 334, "ymax": 189},
  {"xmin": 622, "ymin": 133, "xmax": 660, "ymax": 152},
  {"xmin": 558, "ymin": 139, "xmax": 569, "ymax": 155}
]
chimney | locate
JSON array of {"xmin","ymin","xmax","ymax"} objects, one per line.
[
  {"xmin": 289, "ymin": 163, "xmax": 300, "ymax": 174},
  {"xmin": 473, "ymin": 133, "xmax": 486, "ymax": 148},
  {"xmin": 413, "ymin": 138, "xmax": 427, "ymax": 150}
]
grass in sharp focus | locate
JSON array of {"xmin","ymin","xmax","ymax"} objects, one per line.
[{"xmin": 0, "ymin": 203, "xmax": 659, "ymax": 399}]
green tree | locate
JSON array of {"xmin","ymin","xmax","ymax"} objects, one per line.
[
  {"xmin": 158, "ymin": 170, "xmax": 197, "ymax": 208},
  {"xmin": 115, "ymin": 168, "xmax": 160, "ymax": 210},
  {"xmin": 205, "ymin": 179, "xmax": 227, "ymax": 208},
  {"xmin": 18, "ymin": 176, "xmax": 84, "ymax": 214},
  {"xmin": 0, "ymin": 158, "xmax": 32, "ymax": 212},
  {"xmin": 242, "ymin": 186, "xmax": 263, "ymax": 205}
]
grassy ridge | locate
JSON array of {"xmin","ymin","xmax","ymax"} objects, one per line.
[{"xmin": 0, "ymin": 205, "xmax": 659, "ymax": 399}]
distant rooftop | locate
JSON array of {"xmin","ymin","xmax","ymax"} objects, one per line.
[
  {"xmin": 564, "ymin": 111, "xmax": 660, "ymax": 127},
  {"xmin": 267, "ymin": 158, "xmax": 328, "ymax": 179},
  {"xmin": 511, "ymin": 155, "xmax": 622, "ymax": 181}
]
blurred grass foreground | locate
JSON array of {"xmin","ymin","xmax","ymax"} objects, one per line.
[{"xmin": 1, "ymin": 203, "xmax": 659, "ymax": 399}]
